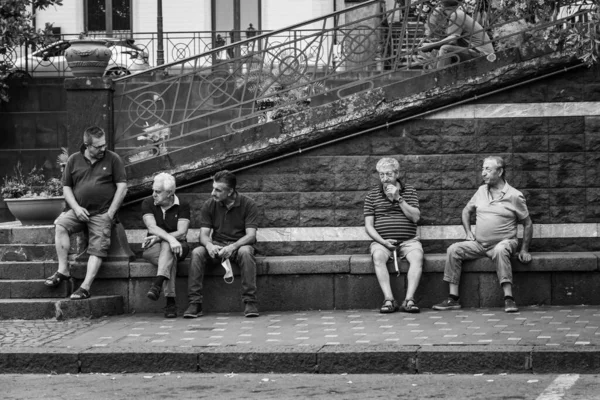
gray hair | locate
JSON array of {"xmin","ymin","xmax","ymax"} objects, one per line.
[
  {"xmin": 376, "ymin": 157, "xmax": 400, "ymax": 172},
  {"xmin": 484, "ymin": 156, "xmax": 506, "ymax": 178},
  {"xmin": 153, "ymin": 172, "xmax": 176, "ymax": 193}
]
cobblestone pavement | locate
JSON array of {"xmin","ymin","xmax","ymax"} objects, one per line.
[
  {"xmin": 0, "ymin": 318, "xmax": 107, "ymax": 348},
  {"xmin": 3, "ymin": 305, "xmax": 594, "ymax": 350}
]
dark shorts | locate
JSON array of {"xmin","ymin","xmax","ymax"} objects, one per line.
[{"xmin": 55, "ymin": 209, "xmax": 114, "ymax": 258}]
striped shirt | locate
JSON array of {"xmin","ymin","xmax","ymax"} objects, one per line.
[{"xmin": 364, "ymin": 181, "xmax": 419, "ymax": 242}]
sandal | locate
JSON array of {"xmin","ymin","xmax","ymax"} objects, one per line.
[
  {"xmin": 401, "ymin": 298, "xmax": 420, "ymax": 314},
  {"xmin": 70, "ymin": 287, "xmax": 91, "ymax": 300},
  {"xmin": 44, "ymin": 271, "xmax": 70, "ymax": 287},
  {"xmin": 380, "ymin": 299, "xmax": 399, "ymax": 314}
]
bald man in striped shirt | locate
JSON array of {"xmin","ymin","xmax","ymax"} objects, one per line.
[{"xmin": 364, "ymin": 158, "xmax": 424, "ymax": 314}]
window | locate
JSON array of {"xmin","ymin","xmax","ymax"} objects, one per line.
[{"xmin": 86, "ymin": 0, "xmax": 131, "ymax": 33}]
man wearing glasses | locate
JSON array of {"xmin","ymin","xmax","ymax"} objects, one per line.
[
  {"xmin": 44, "ymin": 126, "xmax": 127, "ymax": 300},
  {"xmin": 364, "ymin": 157, "xmax": 424, "ymax": 314}
]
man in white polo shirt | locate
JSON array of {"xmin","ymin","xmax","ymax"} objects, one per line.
[{"xmin": 433, "ymin": 156, "xmax": 533, "ymax": 313}]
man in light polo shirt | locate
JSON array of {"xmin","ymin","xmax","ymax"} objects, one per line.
[
  {"xmin": 141, "ymin": 173, "xmax": 190, "ymax": 318},
  {"xmin": 433, "ymin": 156, "xmax": 533, "ymax": 313},
  {"xmin": 364, "ymin": 157, "xmax": 424, "ymax": 314},
  {"xmin": 45, "ymin": 126, "xmax": 127, "ymax": 300},
  {"xmin": 184, "ymin": 170, "xmax": 259, "ymax": 318}
]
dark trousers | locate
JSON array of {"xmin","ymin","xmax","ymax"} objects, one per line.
[{"xmin": 187, "ymin": 243, "xmax": 257, "ymax": 304}]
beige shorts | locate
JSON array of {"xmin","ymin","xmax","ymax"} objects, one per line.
[{"xmin": 369, "ymin": 237, "xmax": 423, "ymax": 260}]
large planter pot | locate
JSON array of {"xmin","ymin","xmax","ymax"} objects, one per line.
[
  {"xmin": 4, "ymin": 197, "xmax": 65, "ymax": 225},
  {"xmin": 64, "ymin": 39, "xmax": 112, "ymax": 77}
]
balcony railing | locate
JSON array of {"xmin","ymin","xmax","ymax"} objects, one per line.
[{"xmin": 107, "ymin": 0, "xmax": 597, "ymax": 165}]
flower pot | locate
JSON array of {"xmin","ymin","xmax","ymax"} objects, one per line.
[
  {"xmin": 4, "ymin": 197, "xmax": 65, "ymax": 225},
  {"xmin": 64, "ymin": 39, "xmax": 112, "ymax": 77}
]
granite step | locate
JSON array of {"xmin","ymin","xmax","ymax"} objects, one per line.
[
  {"xmin": 0, "ymin": 279, "xmax": 70, "ymax": 299},
  {"xmin": 0, "ymin": 244, "xmax": 58, "ymax": 262},
  {"xmin": 0, "ymin": 296, "xmax": 124, "ymax": 320},
  {"xmin": 0, "ymin": 261, "xmax": 58, "ymax": 280},
  {"xmin": 0, "ymin": 223, "xmax": 55, "ymax": 244}
]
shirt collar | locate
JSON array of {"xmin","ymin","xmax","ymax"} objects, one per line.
[
  {"xmin": 160, "ymin": 195, "xmax": 179, "ymax": 211},
  {"xmin": 220, "ymin": 191, "xmax": 241, "ymax": 208}
]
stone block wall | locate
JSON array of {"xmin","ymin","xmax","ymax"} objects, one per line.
[
  {"xmin": 118, "ymin": 66, "xmax": 600, "ymax": 254},
  {"xmin": 0, "ymin": 78, "xmax": 67, "ymax": 196}
]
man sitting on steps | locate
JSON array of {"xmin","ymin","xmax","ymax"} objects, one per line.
[
  {"xmin": 364, "ymin": 157, "xmax": 424, "ymax": 314},
  {"xmin": 141, "ymin": 173, "xmax": 190, "ymax": 318},
  {"xmin": 419, "ymin": 0, "xmax": 495, "ymax": 69},
  {"xmin": 433, "ymin": 156, "xmax": 533, "ymax": 313},
  {"xmin": 45, "ymin": 126, "xmax": 127, "ymax": 300},
  {"xmin": 184, "ymin": 170, "xmax": 260, "ymax": 318}
]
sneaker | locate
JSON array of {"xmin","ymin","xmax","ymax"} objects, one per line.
[
  {"xmin": 147, "ymin": 284, "xmax": 161, "ymax": 301},
  {"xmin": 244, "ymin": 302, "xmax": 259, "ymax": 318},
  {"xmin": 504, "ymin": 298, "xmax": 519, "ymax": 313},
  {"xmin": 432, "ymin": 298, "xmax": 462, "ymax": 311},
  {"xmin": 164, "ymin": 303, "xmax": 177, "ymax": 318},
  {"xmin": 183, "ymin": 303, "xmax": 203, "ymax": 318}
]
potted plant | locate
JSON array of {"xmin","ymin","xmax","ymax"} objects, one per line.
[{"xmin": 1, "ymin": 149, "xmax": 67, "ymax": 225}]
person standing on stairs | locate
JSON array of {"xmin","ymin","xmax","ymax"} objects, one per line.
[
  {"xmin": 364, "ymin": 157, "xmax": 424, "ymax": 314},
  {"xmin": 45, "ymin": 126, "xmax": 127, "ymax": 300},
  {"xmin": 141, "ymin": 173, "xmax": 191, "ymax": 318}
]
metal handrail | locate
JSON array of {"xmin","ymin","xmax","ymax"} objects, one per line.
[
  {"xmin": 111, "ymin": 0, "xmax": 597, "ymax": 166},
  {"xmin": 113, "ymin": 0, "xmax": 382, "ymax": 78}
]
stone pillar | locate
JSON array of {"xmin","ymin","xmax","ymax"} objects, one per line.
[
  {"xmin": 341, "ymin": 1, "xmax": 383, "ymax": 71},
  {"xmin": 64, "ymin": 77, "xmax": 114, "ymax": 154}
]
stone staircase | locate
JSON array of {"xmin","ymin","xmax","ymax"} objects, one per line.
[
  {"xmin": 0, "ymin": 223, "xmax": 124, "ymax": 320},
  {"xmin": 1, "ymin": 222, "xmax": 600, "ymax": 319}
]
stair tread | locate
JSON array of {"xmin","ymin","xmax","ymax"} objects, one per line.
[{"xmin": 0, "ymin": 295, "xmax": 121, "ymax": 302}]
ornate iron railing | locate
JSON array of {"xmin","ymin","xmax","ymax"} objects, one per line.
[{"xmin": 112, "ymin": 0, "xmax": 597, "ymax": 165}]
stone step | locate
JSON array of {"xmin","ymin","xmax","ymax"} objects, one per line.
[
  {"xmin": 0, "ymin": 279, "xmax": 70, "ymax": 299},
  {"xmin": 0, "ymin": 261, "xmax": 58, "ymax": 280},
  {"xmin": 0, "ymin": 244, "xmax": 58, "ymax": 262},
  {"xmin": 0, "ymin": 224, "xmax": 55, "ymax": 245},
  {"xmin": 0, "ymin": 296, "xmax": 124, "ymax": 320}
]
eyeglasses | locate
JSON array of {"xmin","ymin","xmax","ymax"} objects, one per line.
[{"xmin": 89, "ymin": 143, "xmax": 107, "ymax": 150}]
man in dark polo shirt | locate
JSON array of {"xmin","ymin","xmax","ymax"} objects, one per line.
[
  {"xmin": 141, "ymin": 173, "xmax": 191, "ymax": 318},
  {"xmin": 364, "ymin": 157, "xmax": 424, "ymax": 313},
  {"xmin": 45, "ymin": 126, "xmax": 127, "ymax": 300},
  {"xmin": 184, "ymin": 170, "xmax": 259, "ymax": 318}
]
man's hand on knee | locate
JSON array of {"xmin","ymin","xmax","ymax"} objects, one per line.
[{"xmin": 518, "ymin": 250, "xmax": 532, "ymax": 264}]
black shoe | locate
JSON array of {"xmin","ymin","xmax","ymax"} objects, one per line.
[
  {"xmin": 504, "ymin": 298, "xmax": 519, "ymax": 313},
  {"xmin": 147, "ymin": 284, "xmax": 161, "ymax": 301},
  {"xmin": 244, "ymin": 302, "xmax": 259, "ymax": 318},
  {"xmin": 164, "ymin": 302, "xmax": 177, "ymax": 318},
  {"xmin": 183, "ymin": 303, "xmax": 203, "ymax": 318},
  {"xmin": 432, "ymin": 298, "xmax": 462, "ymax": 311}
]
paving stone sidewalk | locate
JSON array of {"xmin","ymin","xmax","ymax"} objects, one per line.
[
  {"xmin": 2, "ymin": 306, "xmax": 600, "ymax": 374},
  {"xmin": 2, "ymin": 305, "xmax": 599, "ymax": 349}
]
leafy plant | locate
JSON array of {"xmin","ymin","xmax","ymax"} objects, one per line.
[
  {"xmin": 0, "ymin": 0, "xmax": 64, "ymax": 102},
  {"xmin": 1, "ymin": 161, "xmax": 63, "ymax": 199}
]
